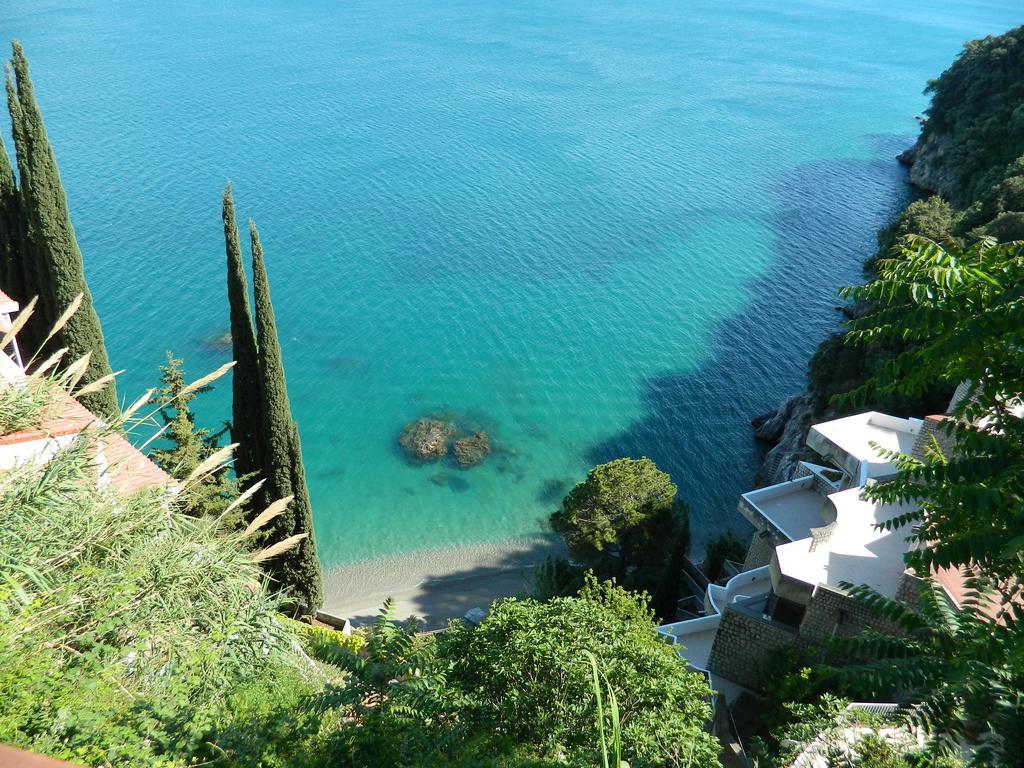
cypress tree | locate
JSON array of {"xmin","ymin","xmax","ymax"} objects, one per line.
[
  {"xmin": 0, "ymin": 134, "xmax": 26, "ymax": 310},
  {"xmin": 5, "ymin": 42, "xmax": 118, "ymax": 417},
  {"xmin": 222, "ymin": 183, "xmax": 262, "ymax": 479},
  {"xmin": 249, "ymin": 219, "xmax": 323, "ymax": 611}
]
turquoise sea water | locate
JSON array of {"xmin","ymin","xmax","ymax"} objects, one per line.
[{"xmin": 2, "ymin": 0, "xmax": 1019, "ymax": 567}]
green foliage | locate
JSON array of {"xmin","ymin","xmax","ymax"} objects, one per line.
[
  {"xmin": 848, "ymin": 734, "xmax": 965, "ymax": 768},
  {"xmin": 196, "ymin": 665, "xmax": 325, "ymax": 768},
  {"xmin": 809, "ymin": 26, "xmax": 1023, "ymax": 419},
  {"xmin": 0, "ymin": 422, "xmax": 317, "ymax": 766},
  {"xmin": 961, "ymin": 156, "xmax": 1024, "ymax": 237},
  {"xmin": 582, "ymin": 649, "xmax": 627, "ymax": 768},
  {"xmin": 920, "ymin": 26, "xmax": 1024, "ymax": 205},
  {"xmin": 807, "ymin": 330, "xmax": 954, "ymax": 418},
  {"xmin": 221, "ymin": 193, "xmax": 322, "ymax": 612},
  {"xmin": 550, "ymin": 458, "xmax": 689, "ymax": 619},
  {"xmin": 752, "ymin": 646, "xmax": 829, "ymax": 740},
  {"xmin": 752, "ymin": 696, "xmax": 963, "ymax": 768},
  {"xmin": 553, "ymin": 458, "xmax": 676, "ymax": 557},
  {"xmin": 440, "ymin": 575, "xmax": 719, "ymax": 768},
  {"xmin": 829, "ymin": 236, "xmax": 1024, "ymax": 764},
  {"xmin": 310, "ymin": 600, "xmax": 487, "ymax": 767},
  {"xmin": 703, "ymin": 530, "xmax": 746, "ymax": 582},
  {"xmin": 0, "ymin": 132, "xmax": 27, "ymax": 311},
  {"xmin": 530, "ymin": 554, "xmax": 586, "ymax": 601},
  {"xmin": 249, "ymin": 220, "xmax": 323, "ymax": 611},
  {"xmin": 871, "ymin": 196, "xmax": 957, "ymax": 268},
  {"xmin": 0, "ymin": 375, "xmax": 57, "ymax": 432},
  {"xmin": 0, "ymin": 410, "xmax": 720, "ymax": 767},
  {"xmin": 981, "ymin": 210, "xmax": 1024, "ymax": 241},
  {"xmin": 308, "ymin": 579, "xmax": 718, "ymax": 766},
  {"xmin": 841, "ymin": 237, "xmax": 1024, "ymax": 580},
  {"xmin": 2, "ymin": 41, "xmax": 118, "ymax": 417},
  {"xmin": 285, "ymin": 616, "xmax": 367, "ymax": 658},
  {"xmin": 834, "ymin": 577, "xmax": 1024, "ymax": 768},
  {"xmin": 148, "ymin": 352, "xmax": 239, "ymax": 517},
  {"xmin": 222, "ymin": 183, "xmax": 263, "ymax": 480}
]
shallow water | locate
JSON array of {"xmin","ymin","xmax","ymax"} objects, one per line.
[{"xmin": 2, "ymin": 0, "xmax": 1019, "ymax": 567}]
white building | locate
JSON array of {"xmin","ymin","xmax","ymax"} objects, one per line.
[{"xmin": 659, "ymin": 407, "xmax": 960, "ymax": 694}]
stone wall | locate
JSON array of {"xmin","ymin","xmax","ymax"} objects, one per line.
[
  {"xmin": 741, "ymin": 530, "xmax": 777, "ymax": 570},
  {"xmin": 707, "ymin": 578, "xmax": 914, "ymax": 690},
  {"xmin": 911, "ymin": 415, "xmax": 958, "ymax": 463},
  {"xmin": 706, "ymin": 604, "xmax": 816, "ymax": 690},
  {"xmin": 799, "ymin": 584, "xmax": 901, "ymax": 643},
  {"xmin": 895, "ymin": 571, "xmax": 924, "ymax": 610}
]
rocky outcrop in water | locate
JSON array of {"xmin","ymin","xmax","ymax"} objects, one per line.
[
  {"xmin": 398, "ymin": 415, "xmax": 496, "ymax": 469},
  {"xmin": 752, "ymin": 392, "xmax": 815, "ymax": 486},
  {"xmin": 452, "ymin": 431, "xmax": 491, "ymax": 467},
  {"xmin": 399, "ymin": 418, "xmax": 455, "ymax": 460}
]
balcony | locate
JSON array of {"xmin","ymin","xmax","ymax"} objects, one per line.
[
  {"xmin": 738, "ymin": 464, "xmax": 840, "ymax": 542},
  {"xmin": 705, "ymin": 565, "xmax": 772, "ymax": 615}
]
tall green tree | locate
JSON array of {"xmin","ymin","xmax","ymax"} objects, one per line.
[
  {"xmin": 249, "ymin": 219, "xmax": 322, "ymax": 611},
  {"xmin": 0, "ymin": 134, "xmax": 27, "ymax": 309},
  {"xmin": 3, "ymin": 41, "xmax": 117, "ymax": 417},
  {"xmin": 222, "ymin": 183, "xmax": 262, "ymax": 480},
  {"xmin": 148, "ymin": 352, "xmax": 237, "ymax": 518},
  {"xmin": 551, "ymin": 457, "xmax": 689, "ymax": 619}
]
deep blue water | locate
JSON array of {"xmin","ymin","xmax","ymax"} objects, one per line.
[{"xmin": 1, "ymin": 0, "xmax": 1019, "ymax": 565}]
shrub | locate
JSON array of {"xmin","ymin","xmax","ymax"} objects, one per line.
[
  {"xmin": 0, "ymin": 420, "xmax": 313, "ymax": 765},
  {"xmin": 440, "ymin": 575, "xmax": 720, "ymax": 768},
  {"xmin": 703, "ymin": 530, "xmax": 747, "ymax": 582}
]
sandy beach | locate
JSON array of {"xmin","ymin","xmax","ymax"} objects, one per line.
[{"xmin": 321, "ymin": 535, "xmax": 566, "ymax": 630}]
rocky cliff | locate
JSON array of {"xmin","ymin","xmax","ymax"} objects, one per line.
[
  {"xmin": 898, "ymin": 134, "xmax": 958, "ymax": 199},
  {"xmin": 751, "ymin": 392, "xmax": 815, "ymax": 486}
]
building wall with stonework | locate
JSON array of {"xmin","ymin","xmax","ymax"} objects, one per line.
[
  {"xmin": 911, "ymin": 415, "xmax": 958, "ymax": 463},
  {"xmin": 798, "ymin": 584, "xmax": 901, "ymax": 642},
  {"xmin": 707, "ymin": 576, "xmax": 915, "ymax": 690},
  {"xmin": 741, "ymin": 530, "xmax": 779, "ymax": 570},
  {"xmin": 707, "ymin": 604, "xmax": 818, "ymax": 689}
]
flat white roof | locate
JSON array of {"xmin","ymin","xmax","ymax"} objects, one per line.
[
  {"xmin": 808, "ymin": 412, "xmax": 922, "ymax": 482},
  {"xmin": 774, "ymin": 486, "xmax": 914, "ymax": 598},
  {"xmin": 742, "ymin": 477, "xmax": 831, "ymax": 541}
]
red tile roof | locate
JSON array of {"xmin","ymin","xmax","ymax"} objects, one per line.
[
  {"xmin": 0, "ymin": 391, "xmax": 97, "ymax": 447},
  {"xmin": 101, "ymin": 430, "xmax": 175, "ymax": 495},
  {"xmin": 932, "ymin": 565, "xmax": 1014, "ymax": 621},
  {"xmin": 0, "ymin": 389, "xmax": 172, "ymax": 495}
]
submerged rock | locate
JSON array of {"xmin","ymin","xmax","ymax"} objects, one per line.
[
  {"xmin": 452, "ymin": 431, "xmax": 491, "ymax": 468},
  {"xmin": 201, "ymin": 330, "xmax": 232, "ymax": 351},
  {"xmin": 399, "ymin": 418, "xmax": 455, "ymax": 461}
]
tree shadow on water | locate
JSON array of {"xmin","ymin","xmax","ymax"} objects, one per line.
[{"xmin": 587, "ymin": 140, "xmax": 916, "ymax": 548}]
